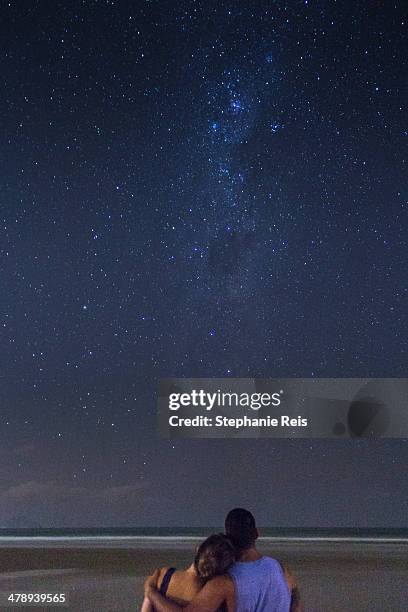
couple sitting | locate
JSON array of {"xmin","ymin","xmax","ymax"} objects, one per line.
[{"xmin": 142, "ymin": 508, "xmax": 302, "ymax": 612}]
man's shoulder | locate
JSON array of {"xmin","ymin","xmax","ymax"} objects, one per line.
[
  {"xmin": 229, "ymin": 556, "xmax": 282, "ymax": 576},
  {"xmin": 261, "ymin": 556, "xmax": 287, "ymax": 574},
  {"xmin": 232, "ymin": 555, "xmax": 279, "ymax": 566},
  {"xmin": 263, "ymin": 556, "xmax": 281, "ymax": 562},
  {"xmin": 258, "ymin": 555, "xmax": 282, "ymax": 567}
]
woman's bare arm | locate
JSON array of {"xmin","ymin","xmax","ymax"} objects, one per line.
[
  {"xmin": 145, "ymin": 573, "xmax": 231, "ymax": 612},
  {"xmin": 140, "ymin": 595, "xmax": 154, "ymax": 612},
  {"xmin": 141, "ymin": 568, "xmax": 168, "ymax": 612}
]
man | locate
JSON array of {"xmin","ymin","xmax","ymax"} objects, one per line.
[{"xmin": 144, "ymin": 508, "xmax": 303, "ymax": 612}]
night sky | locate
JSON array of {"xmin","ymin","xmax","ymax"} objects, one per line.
[{"xmin": 0, "ymin": 1, "xmax": 407, "ymax": 528}]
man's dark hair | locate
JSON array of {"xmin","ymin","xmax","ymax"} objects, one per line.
[{"xmin": 224, "ymin": 508, "xmax": 258, "ymax": 552}]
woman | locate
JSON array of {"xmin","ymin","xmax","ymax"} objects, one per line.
[{"xmin": 141, "ymin": 533, "xmax": 235, "ymax": 611}]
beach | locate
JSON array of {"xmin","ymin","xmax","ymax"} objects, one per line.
[{"xmin": 0, "ymin": 537, "xmax": 406, "ymax": 611}]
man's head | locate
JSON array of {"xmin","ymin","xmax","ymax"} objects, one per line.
[{"xmin": 224, "ymin": 508, "xmax": 258, "ymax": 552}]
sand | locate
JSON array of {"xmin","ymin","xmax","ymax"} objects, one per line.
[{"xmin": 0, "ymin": 539, "xmax": 406, "ymax": 611}]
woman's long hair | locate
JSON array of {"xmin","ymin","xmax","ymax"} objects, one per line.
[{"xmin": 194, "ymin": 533, "xmax": 236, "ymax": 584}]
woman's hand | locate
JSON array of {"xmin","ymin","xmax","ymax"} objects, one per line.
[{"xmin": 144, "ymin": 569, "xmax": 160, "ymax": 597}]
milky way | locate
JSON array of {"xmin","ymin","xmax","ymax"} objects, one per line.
[{"xmin": 0, "ymin": 1, "xmax": 407, "ymax": 527}]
